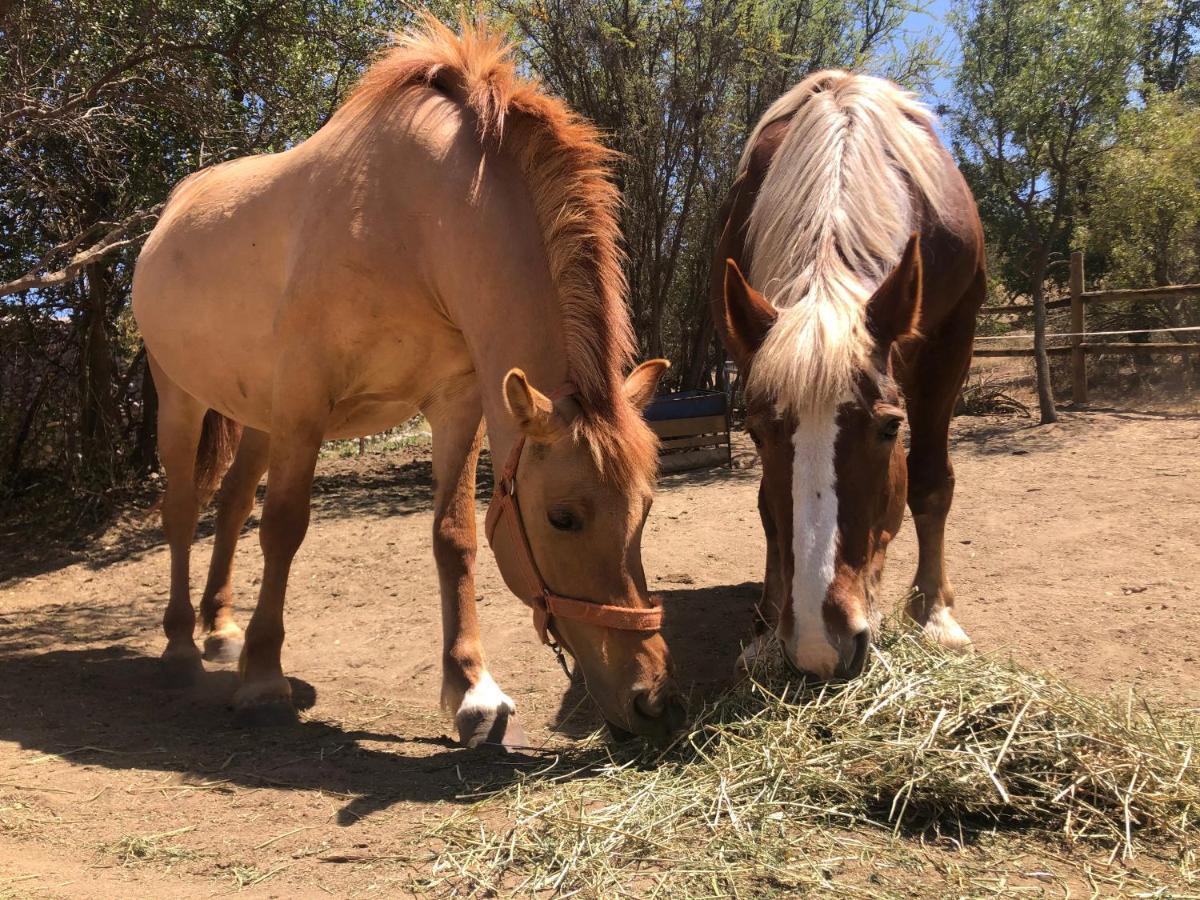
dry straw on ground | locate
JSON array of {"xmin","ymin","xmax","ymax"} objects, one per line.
[{"xmin": 423, "ymin": 621, "xmax": 1198, "ymax": 896}]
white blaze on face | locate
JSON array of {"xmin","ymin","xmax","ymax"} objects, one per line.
[{"xmin": 786, "ymin": 408, "xmax": 842, "ymax": 678}]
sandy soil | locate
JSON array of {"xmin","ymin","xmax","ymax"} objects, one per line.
[{"xmin": 1, "ymin": 406, "xmax": 1198, "ymax": 897}]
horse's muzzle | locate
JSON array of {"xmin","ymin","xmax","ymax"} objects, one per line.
[
  {"xmin": 607, "ymin": 684, "xmax": 687, "ymax": 746},
  {"xmin": 783, "ymin": 627, "xmax": 871, "ymax": 682}
]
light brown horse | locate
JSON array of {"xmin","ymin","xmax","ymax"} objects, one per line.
[
  {"xmin": 711, "ymin": 71, "xmax": 985, "ymax": 680},
  {"xmin": 132, "ymin": 18, "xmax": 684, "ymax": 745}
]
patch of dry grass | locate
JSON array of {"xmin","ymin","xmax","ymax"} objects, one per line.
[
  {"xmin": 103, "ymin": 825, "xmax": 199, "ymax": 866},
  {"xmin": 423, "ymin": 622, "xmax": 1198, "ymax": 896}
]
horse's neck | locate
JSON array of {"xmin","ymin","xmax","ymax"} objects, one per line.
[
  {"xmin": 346, "ymin": 94, "xmax": 578, "ymax": 458},
  {"xmin": 455, "ymin": 278, "xmax": 573, "ymax": 465}
]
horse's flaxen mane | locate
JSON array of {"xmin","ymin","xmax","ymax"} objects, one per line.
[
  {"xmin": 739, "ymin": 70, "xmax": 951, "ymax": 417},
  {"xmin": 348, "ymin": 16, "xmax": 656, "ymax": 486}
]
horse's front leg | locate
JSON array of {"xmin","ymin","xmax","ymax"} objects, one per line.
[
  {"xmin": 737, "ymin": 477, "xmax": 785, "ymax": 674},
  {"xmin": 427, "ymin": 395, "xmax": 521, "ymax": 748},
  {"xmin": 234, "ymin": 405, "xmax": 324, "ymax": 725},
  {"xmin": 902, "ymin": 285, "xmax": 981, "ymax": 653}
]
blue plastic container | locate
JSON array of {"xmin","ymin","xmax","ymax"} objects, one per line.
[{"xmin": 642, "ymin": 389, "xmax": 728, "ymax": 422}]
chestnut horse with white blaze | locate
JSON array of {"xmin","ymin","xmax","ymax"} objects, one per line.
[
  {"xmin": 133, "ymin": 19, "xmax": 685, "ymax": 745},
  {"xmin": 712, "ymin": 71, "xmax": 985, "ymax": 680}
]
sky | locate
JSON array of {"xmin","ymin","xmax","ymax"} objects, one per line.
[{"xmin": 901, "ymin": 0, "xmax": 960, "ymax": 137}]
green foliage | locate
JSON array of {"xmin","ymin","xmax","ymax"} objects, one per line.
[
  {"xmin": 496, "ymin": 0, "xmax": 940, "ymax": 383},
  {"xmin": 1082, "ymin": 91, "xmax": 1200, "ymax": 288},
  {"xmin": 948, "ymin": 0, "xmax": 1145, "ymax": 296},
  {"xmin": 1139, "ymin": 0, "xmax": 1200, "ymax": 94},
  {"xmin": 0, "ymin": 0, "xmax": 404, "ymax": 490}
]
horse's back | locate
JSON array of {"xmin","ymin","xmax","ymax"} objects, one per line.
[
  {"xmin": 715, "ymin": 72, "xmax": 984, "ymax": 337},
  {"xmin": 133, "ymin": 87, "xmax": 487, "ymax": 434}
]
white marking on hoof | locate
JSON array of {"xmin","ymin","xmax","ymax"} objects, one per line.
[
  {"xmin": 208, "ymin": 621, "xmax": 244, "ymax": 641},
  {"xmin": 456, "ymin": 672, "xmax": 515, "ymax": 720},
  {"xmin": 202, "ymin": 622, "xmax": 244, "ymax": 662},
  {"xmin": 453, "ymin": 672, "xmax": 518, "ymax": 748},
  {"xmin": 922, "ymin": 607, "xmax": 973, "ymax": 653}
]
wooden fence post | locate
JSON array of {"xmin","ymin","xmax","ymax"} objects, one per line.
[{"xmin": 1069, "ymin": 251, "xmax": 1087, "ymax": 405}]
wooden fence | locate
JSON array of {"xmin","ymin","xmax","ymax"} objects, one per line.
[{"xmin": 974, "ymin": 251, "xmax": 1200, "ymax": 403}]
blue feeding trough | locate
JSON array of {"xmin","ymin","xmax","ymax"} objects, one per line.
[
  {"xmin": 642, "ymin": 389, "xmax": 728, "ymax": 422},
  {"xmin": 642, "ymin": 389, "xmax": 732, "ymax": 473}
]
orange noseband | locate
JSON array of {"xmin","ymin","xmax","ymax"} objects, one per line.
[{"xmin": 484, "ymin": 385, "xmax": 664, "ymax": 651}]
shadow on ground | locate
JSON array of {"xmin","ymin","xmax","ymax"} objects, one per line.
[
  {"xmin": 0, "ymin": 448, "xmax": 491, "ymax": 585},
  {"xmin": 0, "ymin": 583, "xmax": 761, "ymax": 821},
  {"xmin": 547, "ymin": 581, "xmax": 761, "ymax": 740}
]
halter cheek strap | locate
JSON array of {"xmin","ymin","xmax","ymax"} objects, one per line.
[{"xmin": 484, "ymin": 385, "xmax": 664, "ymax": 652}]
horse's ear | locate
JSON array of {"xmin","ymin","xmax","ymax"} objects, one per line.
[
  {"xmin": 624, "ymin": 359, "xmax": 670, "ymax": 411},
  {"xmin": 721, "ymin": 259, "xmax": 777, "ymax": 366},
  {"xmin": 504, "ymin": 369, "xmax": 568, "ymax": 442},
  {"xmin": 867, "ymin": 233, "xmax": 923, "ymax": 348}
]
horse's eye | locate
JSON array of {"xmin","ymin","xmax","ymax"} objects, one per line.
[
  {"xmin": 880, "ymin": 416, "xmax": 903, "ymax": 440},
  {"xmin": 548, "ymin": 508, "xmax": 581, "ymax": 532}
]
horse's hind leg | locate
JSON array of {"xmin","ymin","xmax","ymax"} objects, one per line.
[
  {"xmin": 426, "ymin": 394, "xmax": 520, "ymax": 748},
  {"xmin": 199, "ymin": 428, "xmax": 269, "ymax": 662},
  {"xmin": 150, "ymin": 358, "xmax": 207, "ymax": 684},
  {"xmin": 900, "ymin": 277, "xmax": 983, "ymax": 652}
]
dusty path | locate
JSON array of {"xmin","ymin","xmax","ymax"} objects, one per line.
[{"xmin": 1, "ymin": 410, "xmax": 1197, "ymax": 896}]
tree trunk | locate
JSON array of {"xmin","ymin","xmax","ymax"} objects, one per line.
[
  {"xmin": 1030, "ymin": 254, "xmax": 1058, "ymax": 424},
  {"xmin": 682, "ymin": 307, "xmax": 716, "ymax": 389},
  {"xmin": 79, "ymin": 263, "xmax": 118, "ymax": 479},
  {"xmin": 132, "ymin": 350, "xmax": 159, "ymax": 475},
  {"xmin": 7, "ymin": 377, "xmax": 49, "ymax": 482}
]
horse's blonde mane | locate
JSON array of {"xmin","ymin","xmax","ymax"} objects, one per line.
[
  {"xmin": 347, "ymin": 16, "xmax": 656, "ymax": 486},
  {"xmin": 740, "ymin": 70, "xmax": 950, "ymax": 416}
]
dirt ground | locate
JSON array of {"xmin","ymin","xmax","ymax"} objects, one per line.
[{"xmin": 1, "ymin": 388, "xmax": 1198, "ymax": 896}]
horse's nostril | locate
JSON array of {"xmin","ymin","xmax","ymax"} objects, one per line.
[
  {"xmin": 840, "ymin": 628, "xmax": 871, "ymax": 679},
  {"xmin": 633, "ymin": 684, "xmax": 685, "ymax": 726}
]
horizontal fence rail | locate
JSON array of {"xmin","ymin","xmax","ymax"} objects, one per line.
[
  {"xmin": 974, "ymin": 252, "xmax": 1199, "ymax": 402},
  {"xmin": 974, "ymin": 342, "xmax": 1199, "ymax": 357}
]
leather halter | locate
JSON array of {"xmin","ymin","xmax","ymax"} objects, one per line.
[{"xmin": 484, "ymin": 385, "xmax": 664, "ymax": 650}]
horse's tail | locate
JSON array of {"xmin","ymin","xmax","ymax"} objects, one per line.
[{"xmin": 194, "ymin": 410, "xmax": 242, "ymax": 503}]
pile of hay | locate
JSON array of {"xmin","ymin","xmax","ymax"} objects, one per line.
[{"xmin": 425, "ymin": 624, "xmax": 1198, "ymax": 895}]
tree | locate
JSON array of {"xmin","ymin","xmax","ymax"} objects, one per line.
[
  {"xmin": 948, "ymin": 0, "xmax": 1143, "ymax": 423},
  {"xmin": 1140, "ymin": 0, "xmax": 1200, "ymax": 94},
  {"xmin": 1084, "ymin": 92, "xmax": 1200, "ymax": 288},
  {"xmin": 496, "ymin": 0, "xmax": 940, "ymax": 389},
  {"xmin": 0, "ymin": 0, "xmax": 397, "ymax": 490},
  {"xmin": 1078, "ymin": 91, "xmax": 1200, "ymax": 358}
]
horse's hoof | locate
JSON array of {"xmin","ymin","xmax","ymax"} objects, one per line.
[
  {"xmin": 457, "ymin": 705, "xmax": 528, "ymax": 750},
  {"xmin": 160, "ymin": 647, "xmax": 203, "ymax": 688},
  {"xmin": 233, "ymin": 699, "xmax": 298, "ymax": 728},
  {"xmin": 233, "ymin": 677, "xmax": 296, "ymax": 727},
  {"xmin": 202, "ymin": 629, "xmax": 244, "ymax": 663},
  {"xmin": 920, "ymin": 608, "xmax": 974, "ymax": 654},
  {"xmin": 454, "ymin": 674, "xmax": 523, "ymax": 749}
]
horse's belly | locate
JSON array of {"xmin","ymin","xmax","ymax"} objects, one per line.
[{"xmin": 325, "ymin": 397, "xmax": 422, "ymax": 439}]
